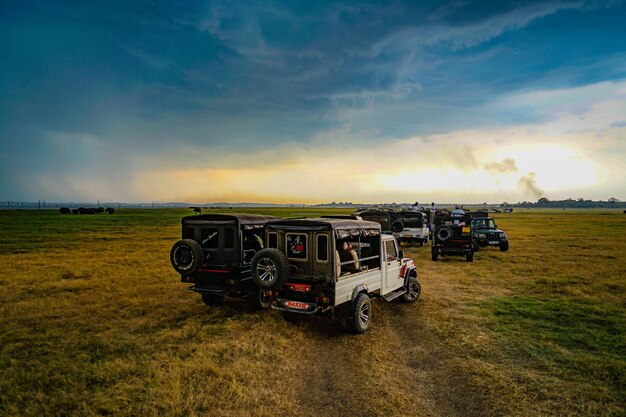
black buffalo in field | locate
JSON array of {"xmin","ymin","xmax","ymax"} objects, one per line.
[
  {"xmin": 105, "ymin": 207, "xmax": 115, "ymax": 214},
  {"xmin": 97, "ymin": 207, "xmax": 105, "ymax": 213},
  {"xmin": 78, "ymin": 207, "xmax": 97, "ymax": 214},
  {"xmin": 59, "ymin": 207, "xmax": 71, "ymax": 214},
  {"xmin": 72, "ymin": 208, "xmax": 80, "ymax": 214},
  {"xmin": 190, "ymin": 206, "xmax": 201, "ymax": 214}
]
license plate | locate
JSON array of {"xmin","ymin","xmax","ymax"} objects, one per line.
[{"xmin": 284, "ymin": 300, "xmax": 308, "ymax": 310}]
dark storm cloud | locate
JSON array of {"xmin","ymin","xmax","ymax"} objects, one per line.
[{"xmin": 1, "ymin": 0, "xmax": 625, "ymax": 199}]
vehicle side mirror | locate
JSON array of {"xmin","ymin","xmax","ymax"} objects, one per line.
[{"xmin": 398, "ymin": 250, "xmax": 404, "ymax": 259}]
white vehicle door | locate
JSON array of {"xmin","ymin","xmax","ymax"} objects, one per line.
[{"xmin": 381, "ymin": 237, "xmax": 403, "ymax": 295}]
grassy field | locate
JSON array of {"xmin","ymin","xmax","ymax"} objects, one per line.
[{"xmin": 0, "ymin": 208, "xmax": 624, "ymax": 416}]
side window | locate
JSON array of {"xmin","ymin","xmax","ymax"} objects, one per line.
[
  {"xmin": 385, "ymin": 240, "xmax": 398, "ymax": 261},
  {"xmin": 286, "ymin": 233, "xmax": 307, "ymax": 259},
  {"xmin": 268, "ymin": 232, "xmax": 278, "ymax": 249},
  {"xmin": 316, "ymin": 235, "xmax": 328, "ymax": 262},
  {"xmin": 224, "ymin": 228, "xmax": 235, "ymax": 249},
  {"xmin": 201, "ymin": 228, "xmax": 219, "ymax": 249}
]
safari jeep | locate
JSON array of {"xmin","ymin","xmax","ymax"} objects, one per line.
[
  {"xmin": 469, "ymin": 212, "xmax": 509, "ymax": 252},
  {"xmin": 357, "ymin": 210, "xmax": 430, "ymax": 245},
  {"xmin": 169, "ymin": 213, "xmax": 280, "ymax": 308},
  {"xmin": 250, "ymin": 218, "xmax": 420, "ymax": 333},
  {"xmin": 431, "ymin": 213, "xmax": 474, "ymax": 262}
]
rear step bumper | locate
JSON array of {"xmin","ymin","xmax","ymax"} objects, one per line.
[
  {"xmin": 271, "ymin": 299, "xmax": 319, "ymax": 314},
  {"xmin": 188, "ymin": 285, "xmax": 229, "ymax": 296}
]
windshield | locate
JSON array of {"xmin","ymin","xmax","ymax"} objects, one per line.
[
  {"xmin": 398, "ymin": 213, "xmax": 423, "ymax": 228},
  {"xmin": 472, "ymin": 219, "xmax": 496, "ymax": 229}
]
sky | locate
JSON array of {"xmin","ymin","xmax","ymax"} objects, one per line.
[{"xmin": 1, "ymin": 0, "xmax": 625, "ymax": 204}]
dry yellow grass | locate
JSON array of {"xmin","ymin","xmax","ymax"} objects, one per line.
[{"xmin": 0, "ymin": 208, "xmax": 624, "ymax": 416}]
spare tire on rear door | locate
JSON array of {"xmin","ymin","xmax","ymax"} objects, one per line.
[
  {"xmin": 436, "ymin": 226, "xmax": 453, "ymax": 242},
  {"xmin": 170, "ymin": 239, "xmax": 204, "ymax": 274},
  {"xmin": 391, "ymin": 220, "xmax": 404, "ymax": 233},
  {"xmin": 251, "ymin": 248, "xmax": 289, "ymax": 289}
]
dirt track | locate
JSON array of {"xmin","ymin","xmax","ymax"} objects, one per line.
[{"xmin": 288, "ymin": 294, "xmax": 487, "ymax": 417}]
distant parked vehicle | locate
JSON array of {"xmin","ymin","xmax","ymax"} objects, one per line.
[
  {"xmin": 252, "ymin": 218, "xmax": 420, "ymax": 333},
  {"xmin": 469, "ymin": 211, "xmax": 509, "ymax": 251},
  {"xmin": 431, "ymin": 213, "xmax": 474, "ymax": 262},
  {"xmin": 170, "ymin": 213, "xmax": 281, "ymax": 309},
  {"xmin": 356, "ymin": 210, "xmax": 430, "ymax": 245}
]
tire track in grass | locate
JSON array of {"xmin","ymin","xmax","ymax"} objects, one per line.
[{"xmin": 383, "ymin": 301, "xmax": 487, "ymax": 417}]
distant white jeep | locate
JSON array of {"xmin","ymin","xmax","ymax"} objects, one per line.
[
  {"xmin": 357, "ymin": 210, "xmax": 430, "ymax": 245},
  {"xmin": 251, "ymin": 218, "xmax": 420, "ymax": 333}
]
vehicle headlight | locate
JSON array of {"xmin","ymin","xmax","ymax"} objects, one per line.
[{"xmin": 478, "ymin": 233, "xmax": 486, "ymax": 238}]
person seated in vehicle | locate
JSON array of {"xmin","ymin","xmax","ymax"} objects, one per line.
[
  {"xmin": 336, "ymin": 240, "xmax": 360, "ymax": 273},
  {"xmin": 451, "ymin": 205, "xmax": 466, "ymax": 226}
]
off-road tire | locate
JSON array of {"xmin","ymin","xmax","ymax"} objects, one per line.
[
  {"xmin": 400, "ymin": 277, "xmax": 421, "ymax": 303},
  {"xmin": 499, "ymin": 241, "xmax": 509, "ymax": 252},
  {"xmin": 436, "ymin": 226, "xmax": 453, "ymax": 242},
  {"xmin": 431, "ymin": 251, "xmax": 438, "ymax": 261},
  {"xmin": 201, "ymin": 294, "xmax": 224, "ymax": 306},
  {"xmin": 391, "ymin": 221, "xmax": 404, "ymax": 233},
  {"xmin": 346, "ymin": 293, "xmax": 371, "ymax": 334},
  {"xmin": 466, "ymin": 252, "xmax": 474, "ymax": 262},
  {"xmin": 251, "ymin": 248, "xmax": 289, "ymax": 289},
  {"xmin": 170, "ymin": 239, "xmax": 204, "ymax": 275}
]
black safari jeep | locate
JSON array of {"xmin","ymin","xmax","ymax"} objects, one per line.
[
  {"xmin": 431, "ymin": 213, "xmax": 474, "ymax": 262},
  {"xmin": 169, "ymin": 213, "xmax": 280, "ymax": 308},
  {"xmin": 248, "ymin": 218, "xmax": 420, "ymax": 333},
  {"xmin": 469, "ymin": 212, "xmax": 509, "ymax": 252}
]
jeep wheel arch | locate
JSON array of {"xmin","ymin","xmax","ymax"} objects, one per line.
[
  {"xmin": 170, "ymin": 239, "xmax": 204, "ymax": 274},
  {"xmin": 251, "ymin": 248, "xmax": 289, "ymax": 289}
]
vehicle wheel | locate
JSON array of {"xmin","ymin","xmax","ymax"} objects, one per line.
[
  {"xmin": 346, "ymin": 293, "xmax": 371, "ymax": 334},
  {"xmin": 499, "ymin": 241, "xmax": 509, "ymax": 252},
  {"xmin": 170, "ymin": 239, "xmax": 204, "ymax": 274},
  {"xmin": 249, "ymin": 286, "xmax": 272, "ymax": 310},
  {"xmin": 472, "ymin": 239, "xmax": 480, "ymax": 252},
  {"xmin": 391, "ymin": 221, "xmax": 404, "ymax": 233},
  {"xmin": 466, "ymin": 253, "xmax": 474, "ymax": 262},
  {"xmin": 201, "ymin": 294, "xmax": 224, "ymax": 306},
  {"xmin": 431, "ymin": 251, "xmax": 438, "ymax": 261},
  {"xmin": 400, "ymin": 278, "xmax": 421, "ymax": 303},
  {"xmin": 281, "ymin": 310, "xmax": 301, "ymax": 324},
  {"xmin": 251, "ymin": 248, "xmax": 289, "ymax": 289}
]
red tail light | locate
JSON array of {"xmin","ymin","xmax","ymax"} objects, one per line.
[{"xmin": 286, "ymin": 283, "xmax": 312, "ymax": 292}]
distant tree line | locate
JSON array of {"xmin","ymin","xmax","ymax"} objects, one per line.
[{"xmin": 502, "ymin": 197, "xmax": 626, "ymax": 208}]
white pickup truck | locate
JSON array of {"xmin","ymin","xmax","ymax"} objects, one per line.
[{"xmin": 251, "ymin": 218, "xmax": 420, "ymax": 333}]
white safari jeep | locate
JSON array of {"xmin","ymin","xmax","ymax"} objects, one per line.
[{"xmin": 251, "ymin": 218, "xmax": 420, "ymax": 333}]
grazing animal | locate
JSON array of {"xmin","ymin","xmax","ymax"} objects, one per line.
[
  {"xmin": 192, "ymin": 207, "xmax": 201, "ymax": 214},
  {"xmin": 59, "ymin": 207, "xmax": 71, "ymax": 214},
  {"xmin": 105, "ymin": 207, "xmax": 115, "ymax": 215}
]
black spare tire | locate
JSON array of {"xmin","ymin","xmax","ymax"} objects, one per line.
[
  {"xmin": 391, "ymin": 220, "xmax": 404, "ymax": 233},
  {"xmin": 251, "ymin": 248, "xmax": 289, "ymax": 289},
  {"xmin": 170, "ymin": 239, "xmax": 204, "ymax": 274},
  {"xmin": 436, "ymin": 226, "xmax": 453, "ymax": 242}
]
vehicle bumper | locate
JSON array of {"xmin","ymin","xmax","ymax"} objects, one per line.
[{"xmin": 271, "ymin": 299, "xmax": 319, "ymax": 314}]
